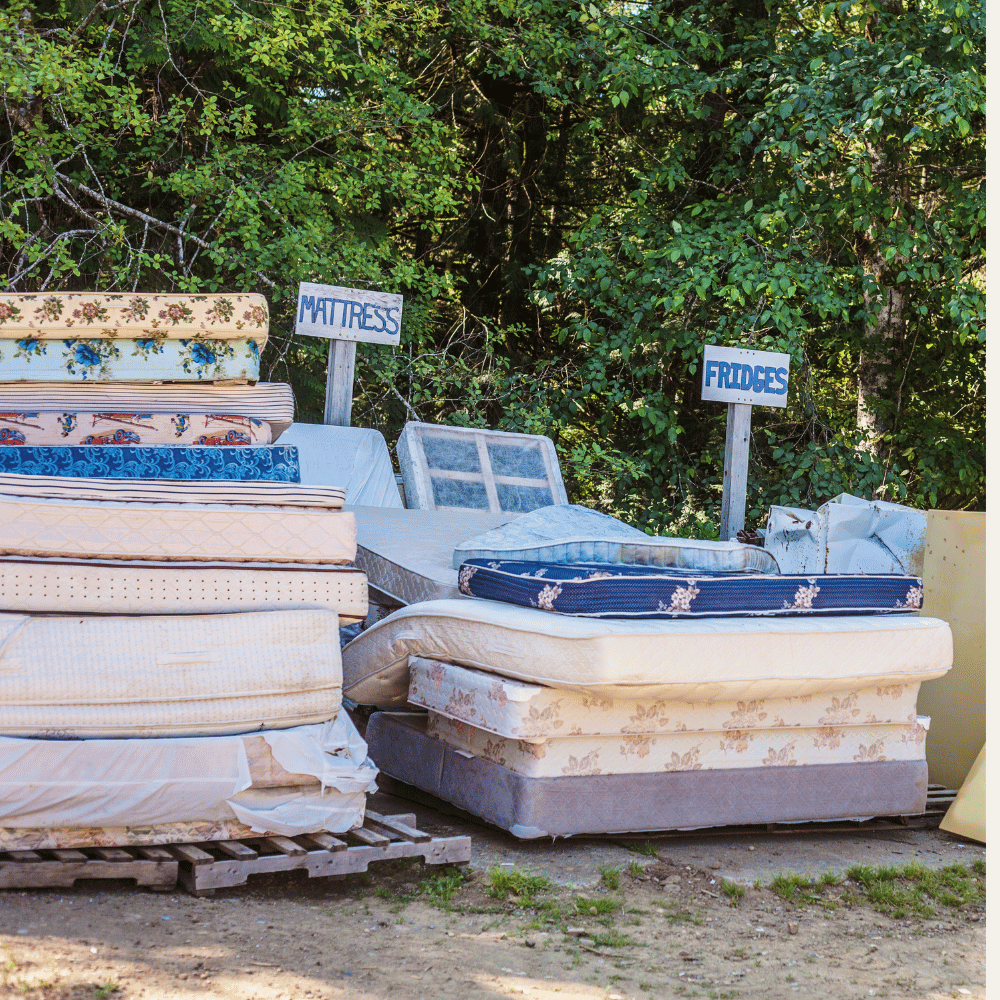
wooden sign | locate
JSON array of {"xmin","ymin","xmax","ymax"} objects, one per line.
[
  {"xmin": 294, "ymin": 282, "xmax": 404, "ymax": 426},
  {"xmin": 701, "ymin": 345, "xmax": 791, "ymax": 542}
]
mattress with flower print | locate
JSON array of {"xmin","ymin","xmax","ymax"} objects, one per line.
[
  {"xmin": 0, "ymin": 293, "xmax": 268, "ymax": 347},
  {"xmin": 341, "ymin": 598, "xmax": 952, "ymax": 706},
  {"xmin": 425, "ymin": 710, "xmax": 930, "ymax": 778},
  {"xmin": 456, "ymin": 559, "xmax": 925, "ymax": 618}
]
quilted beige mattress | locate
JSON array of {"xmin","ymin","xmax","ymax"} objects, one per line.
[
  {"xmin": 0, "ymin": 293, "xmax": 268, "ymax": 348},
  {"xmin": 407, "ymin": 657, "xmax": 924, "ymax": 736},
  {"xmin": 0, "ymin": 493, "xmax": 356, "ymax": 563},
  {"xmin": 0, "ymin": 610, "xmax": 344, "ymax": 737},
  {"xmin": 0, "ymin": 556, "xmax": 367, "ymax": 619},
  {"xmin": 427, "ymin": 711, "xmax": 930, "ymax": 777},
  {"xmin": 0, "ymin": 473, "xmax": 345, "ymax": 507},
  {"xmin": 0, "ymin": 382, "xmax": 295, "ymax": 438},
  {"xmin": 342, "ymin": 598, "xmax": 953, "ymax": 705}
]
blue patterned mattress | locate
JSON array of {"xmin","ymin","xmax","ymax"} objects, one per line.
[
  {"xmin": 458, "ymin": 559, "xmax": 923, "ymax": 618},
  {"xmin": 0, "ymin": 337, "xmax": 259, "ymax": 382},
  {"xmin": 0, "ymin": 445, "xmax": 300, "ymax": 482}
]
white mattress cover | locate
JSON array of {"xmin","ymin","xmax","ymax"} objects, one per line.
[
  {"xmin": 0, "ymin": 493, "xmax": 356, "ymax": 564},
  {"xmin": 0, "ymin": 610, "xmax": 345, "ymax": 737},
  {"xmin": 407, "ymin": 657, "xmax": 923, "ymax": 736},
  {"xmin": 0, "ymin": 382, "xmax": 295, "ymax": 438},
  {"xmin": 0, "ymin": 714, "xmax": 379, "ymax": 837},
  {"xmin": 427, "ymin": 710, "xmax": 930, "ymax": 777},
  {"xmin": 349, "ymin": 506, "xmax": 517, "ymax": 605},
  {"xmin": 342, "ymin": 598, "xmax": 953, "ymax": 706},
  {"xmin": 0, "ymin": 556, "xmax": 368, "ymax": 619},
  {"xmin": 281, "ymin": 424, "xmax": 403, "ymax": 508},
  {"xmin": 0, "ymin": 473, "xmax": 345, "ymax": 508}
]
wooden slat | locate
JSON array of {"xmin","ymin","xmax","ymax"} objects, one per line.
[
  {"xmin": 5, "ymin": 850, "xmax": 42, "ymax": 862},
  {"xmin": 50, "ymin": 849, "xmax": 88, "ymax": 863},
  {"xmin": 92, "ymin": 848, "xmax": 134, "ymax": 863},
  {"xmin": 473, "ymin": 434, "xmax": 501, "ymax": 512},
  {"xmin": 261, "ymin": 836, "xmax": 306, "ymax": 857},
  {"xmin": 365, "ymin": 811, "xmax": 430, "ymax": 843},
  {"xmin": 426, "ymin": 467, "xmax": 548, "ymax": 488},
  {"xmin": 169, "ymin": 843, "xmax": 215, "ymax": 864},
  {"xmin": 212, "ymin": 841, "xmax": 258, "ymax": 860},
  {"xmin": 300, "ymin": 832, "xmax": 347, "ymax": 852},
  {"xmin": 137, "ymin": 846, "xmax": 178, "ymax": 862},
  {"xmin": 348, "ymin": 827, "xmax": 390, "ymax": 847}
]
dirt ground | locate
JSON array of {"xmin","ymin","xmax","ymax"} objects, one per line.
[{"xmin": 0, "ymin": 790, "xmax": 985, "ymax": 1000}]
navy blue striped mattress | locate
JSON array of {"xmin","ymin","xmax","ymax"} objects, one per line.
[{"xmin": 457, "ymin": 559, "xmax": 923, "ymax": 618}]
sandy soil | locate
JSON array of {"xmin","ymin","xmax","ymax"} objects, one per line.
[{"xmin": 0, "ymin": 848, "xmax": 984, "ymax": 1000}]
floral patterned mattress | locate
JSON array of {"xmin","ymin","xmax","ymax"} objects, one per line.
[
  {"xmin": 0, "ymin": 293, "xmax": 268, "ymax": 347},
  {"xmin": 0, "ymin": 337, "xmax": 261, "ymax": 382},
  {"xmin": 0, "ymin": 381, "xmax": 295, "ymax": 438},
  {"xmin": 425, "ymin": 710, "xmax": 929, "ymax": 778},
  {"xmin": 0, "ymin": 411, "xmax": 270, "ymax": 446},
  {"xmin": 406, "ymin": 657, "xmax": 924, "ymax": 737},
  {"xmin": 457, "ymin": 559, "xmax": 924, "ymax": 618},
  {"xmin": 0, "ymin": 444, "xmax": 299, "ymax": 480}
]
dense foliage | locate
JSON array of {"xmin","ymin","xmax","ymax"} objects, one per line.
[{"xmin": 1, "ymin": 0, "xmax": 984, "ymax": 534}]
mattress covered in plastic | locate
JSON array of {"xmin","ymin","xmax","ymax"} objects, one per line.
[
  {"xmin": 0, "ymin": 715, "xmax": 379, "ymax": 845},
  {"xmin": 0, "ymin": 609, "xmax": 345, "ymax": 737},
  {"xmin": 407, "ymin": 657, "xmax": 924, "ymax": 737},
  {"xmin": 342, "ymin": 598, "xmax": 952, "ymax": 706},
  {"xmin": 458, "ymin": 559, "xmax": 924, "ymax": 617},
  {"xmin": 0, "ymin": 444, "xmax": 299, "ymax": 481}
]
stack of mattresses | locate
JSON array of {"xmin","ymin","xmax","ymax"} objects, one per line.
[
  {"xmin": 0, "ymin": 293, "xmax": 379, "ymax": 848},
  {"xmin": 0, "ymin": 293, "xmax": 297, "ymax": 479},
  {"xmin": 346, "ymin": 505, "xmax": 953, "ymax": 837}
]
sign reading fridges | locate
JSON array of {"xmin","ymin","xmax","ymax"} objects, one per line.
[
  {"xmin": 294, "ymin": 281, "xmax": 403, "ymax": 347},
  {"xmin": 701, "ymin": 344, "xmax": 790, "ymax": 409}
]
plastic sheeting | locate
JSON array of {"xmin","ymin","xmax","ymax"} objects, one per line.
[
  {"xmin": 454, "ymin": 504, "xmax": 778, "ymax": 572},
  {"xmin": 0, "ymin": 715, "xmax": 378, "ymax": 837},
  {"xmin": 280, "ymin": 423, "xmax": 403, "ymax": 508},
  {"xmin": 765, "ymin": 494, "xmax": 926, "ymax": 575}
]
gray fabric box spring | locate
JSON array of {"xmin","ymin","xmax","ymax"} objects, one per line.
[{"xmin": 366, "ymin": 712, "xmax": 928, "ymax": 839}]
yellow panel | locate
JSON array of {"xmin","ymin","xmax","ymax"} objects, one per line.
[
  {"xmin": 916, "ymin": 511, "xmax": 985, "ymax": 789},
  {"xmin": 939, "ymin": 745, "xmax": 985, "ymax": 843}
]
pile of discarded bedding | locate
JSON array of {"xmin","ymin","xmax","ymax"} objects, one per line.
[
  {"xmin": 345, "ymin": 504, "xmax": 952, "ymax": 838},
  {"xmin": 0, "ymin": 292, "xmax": 377, "ymax": 851}
]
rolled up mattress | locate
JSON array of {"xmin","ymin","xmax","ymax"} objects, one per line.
[
  {"xmin": 0, "ymin": 292, "xmax": 268, "ymax": 343},
  {"xmin": 0, "ymin": 444, "xmax": 299, "ymax": 481},
  {"xmin": 0, "ymin": 557, "xmax": 367, "ymax": 619},
  {"xmin": 0, "ymin": 381, "xmax": 295, "ymax": 439},
  {"xmin": 0, "ymin": 493, "xmax": 356, "ymax": 563},
  {"xmin": 342, "ymin": 598, "xmax": 953, "ymax": 705},
  {"xmin": 0, "ymin": 715, "xmax": 379, "ymax": 847},
  {"xmin": 0, "ymin": 610, "xmax": 344, "ymax": 737},
  {"xmin": 0, "ymin": 411, "xmax": 271, "ymax": 446}
]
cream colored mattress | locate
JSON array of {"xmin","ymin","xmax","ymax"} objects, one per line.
[
  {"xmin": 349, "ymin": 505, "xmax": 517, "ymax": 605},
  {"xmin": 0, "ymin": 473, "xmax": 345, "ymax": 507},
  {"xmin": 427, "ymin": 711, "xmax": 930, "ymax": 777},
  {"xmin": 0, "ymin": 610, "xmax": 344, "ymax": 737},
  {"xmin": 0, "ymin": 382, "xmax": 295, "ymax": 439},
  {"xmin": 407, "ymin": 657, "xmax": 923, "ymax": 736},
  {"xmin": 0, "ymin": 493, "xmax": 356, "ymax": 563},
  {"xmin": 0, "ymin": 715, "xmax": 379, "ymax": 845},
  {"xmin": 0, "ymin": 557, "xmax": 367, "ymax": 619},
  {"xmin": 342, "ymin": 598, "xmax": 953, "ymax": 706},
  {"xmin": 0, "ymin": 293, "xmax": 268, "ymax": 347}
]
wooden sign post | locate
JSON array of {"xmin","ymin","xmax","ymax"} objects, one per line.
[
  {"xmin": 701, "ymin": 344, "xmax": 790, "ymax": 541},
  {"xmin": 293, "ymin": 282, "xmax": 403, "ymax": 426}
]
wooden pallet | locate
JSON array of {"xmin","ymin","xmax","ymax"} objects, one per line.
[{"xmin": 0, "ymin": 813, "xmax": 471, "ymax": 895}]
